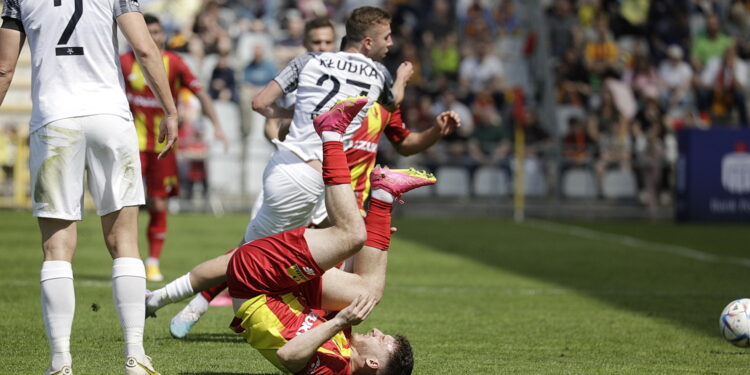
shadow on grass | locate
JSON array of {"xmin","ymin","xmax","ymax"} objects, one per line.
[
  {"xmin": 171, "ymin": 333, "xmax": 245, "ymax": 344},
  {"xmin": 394, "ymin": 218, "xmax": 743, "ymax": 338}
]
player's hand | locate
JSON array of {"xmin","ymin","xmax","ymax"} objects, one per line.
[
  {"xmin": 396, "ymin": 61, "xmax": 414, "ymax": 83},
  {"xmin": 335, "ymin": 294, "xmax": 377, "ymax": 327},
  {"xmin": 158, "ymin": 114, "xmax": 179, "ymax": 159},
  {"xmin": 436, "ymin": 110, "xmax": 461, "ymax": 136},
  {"xmin": 214, "ymin": 125, "xmax": 230, "ymax": 152}
]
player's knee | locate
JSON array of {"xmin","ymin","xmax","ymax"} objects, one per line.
[{"xmin": 348, "ymin": 220, "xmax": 367, "ymax": 250}]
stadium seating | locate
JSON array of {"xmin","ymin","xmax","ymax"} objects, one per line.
[
  {"xmin": 602, "ymin": 169, "xmax": 638, "ymax": 199},
  {"xmin": 435, "ymin": 166, "xmax": 471, "ymax": 198},
  {"xmin": 562, "ymin": 168, "xmax": 598, "ymax": 198},
  {"xmin": 473, "ymin": 166, "xmax": 510, "ymax": 197}
]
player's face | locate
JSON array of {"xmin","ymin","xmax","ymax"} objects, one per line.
[
  {"xmin": 351, "ymin": 328, "xmax": 396, "ymax": 368},
  {"xmin": 148, "ymin": 23, "xmax": 166, "ymax": 49},
  {"xmin": 366, "ymin": 23, "xmax": 392, "ymax": 61},
  {"xmin": 305, "ymin": 27, "xmax": 336, "ymax": 53}
]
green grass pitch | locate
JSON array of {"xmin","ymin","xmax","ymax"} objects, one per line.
[{"xmin": 0, "ymin": 209, "xmax": 748, "ymax": 374}]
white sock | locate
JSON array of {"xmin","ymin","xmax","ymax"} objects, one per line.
[
  {"xmin": 41, "ymin": 261, "xmax": 75, "ymax": 370},
  {"xmin": 321, "ymin": 131, "xmax": 343, "ymax": 142},
  {"xmin": 165, "ymin": 273, "xmax": 195, "ymax": 304},
  {"xmin": 112, "ymin": 257, "xmax": 146, "ymax": 359},
  {"xmin": 145, "ymin": 257, "xmax": 159, "ymax": 267},
  {"xmin": 187, "ymin": 293, "xmax": 210, "ymax": 314},
  {"xmin": 371, "ymin": 189, "xmax": 395, "ymax": 203}
]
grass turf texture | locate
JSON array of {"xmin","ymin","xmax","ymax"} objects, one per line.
[{"xmin": 0, "ymin": 209, "xmax": 748, "ymax": 374}]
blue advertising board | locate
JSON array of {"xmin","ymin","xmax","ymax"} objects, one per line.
[{"xmin": 676, "ymin": 129, "xmax": 750, "ymax": 221}]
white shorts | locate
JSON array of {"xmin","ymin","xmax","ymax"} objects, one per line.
[
  {"xmin": 243, "ymin": 149, "xmax": 324, "ymax": 243},
  {"xmin": 30, "ymin": 115, "xmax": 145, "ymax": 220}
]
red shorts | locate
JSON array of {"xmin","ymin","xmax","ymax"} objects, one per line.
[
  {"xmin": 226, "ymin": 227, "xmax": 325, "ymax": 308},
  {"xmin": 140, "ymin": 151, "xmax": 179, "ymax": 198}
]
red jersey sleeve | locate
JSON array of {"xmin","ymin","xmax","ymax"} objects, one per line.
[
  {"xmin": 383, "ymin": 109, "xmax": 410, "ymax": 144},
  {"xmin": 172, "ymin": 53, "xmax": 203, "ymax": 94},
  {"xmin": 297, "ymin": 352, "xmax": 350, "ymax": 375}
]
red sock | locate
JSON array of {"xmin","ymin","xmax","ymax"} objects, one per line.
[
  {"xmin": 322, "ymin": 141, "xmax": 350, "ymax": 185},
  {"xmin": 364, "ymin": 198, "xmax": 393, "ymax": 251},
  {"xmin": 200, "ymin": 282, "xmax": 228, "ymax": 302},
  {"xmin": 147, "ymin": 209, "xmax": 167, "ymax": 259}
]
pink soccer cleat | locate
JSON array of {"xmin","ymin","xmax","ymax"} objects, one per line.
[
  {"xmin": 370, "ymin": 166, "xmax": 437, "ymax": 199},
  {"xmin": 313, "ymin": 97, "xmax": 369, "ymax": 136}
]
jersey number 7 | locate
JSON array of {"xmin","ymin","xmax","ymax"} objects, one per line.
[
  {"xmin": 53, "ymin": 0, "xmax": 84, "ymax": 56},
  {"xmin": 313, "ymin": 75, "xmax": 371, "ymax": 112}
]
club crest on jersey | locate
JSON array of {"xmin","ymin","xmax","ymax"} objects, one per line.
[
  {"xmin": 319, "ymin": 58, "xmax": 378, "ymax": 78},
  {"xmin": 286, "ymin": 264, "xmax": 312, "ymax": 283}
]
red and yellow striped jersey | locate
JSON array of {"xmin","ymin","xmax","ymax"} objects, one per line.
[
  {"xmin": 231, "ymin": 293, "xmax": 351, "ymax": 375},
  {"xmin": 345, "ymin": 104, "xmax": 410, "ymax": 210},
  {"xmin": 120, "ymin": 51, "xmax": 203, "ymax": 152}
]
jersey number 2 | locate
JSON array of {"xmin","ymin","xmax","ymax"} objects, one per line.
[
  {"xmin": 313, "ymin": 75, "xmax": 371, "ymax": 112},
  {"xmin": 54, "ymin": 0, "xmax": 84, "ymax": 56}
]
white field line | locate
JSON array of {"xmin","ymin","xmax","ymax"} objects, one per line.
[{"xmin": 525, "ymin": 219, "xmax": 750, "ymax": 268}]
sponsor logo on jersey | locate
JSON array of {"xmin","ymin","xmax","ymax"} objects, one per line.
[
  {"xmin": 302, "ymin": 266, "xmax": 316, "ymax": 276},
  {"xmin": 296, "ymin": 312, "xmax": 320, "ymax": 336},
  {"xmin": 286, "ymin": 264, "xmax": 310, "ymax": 283},
  {"xmin": 318, "ymin": 58, "xmax": 378, "ymax": 78},
  {"xmin": 351, "ymin": 140, "xmax": 378, "ymax": 153},
  {"xmin": 721, "ymin": 142, "xmax": 750, "ymax": 194},
  {"xmin": 128, "ymin": 94, "xmax": 162, "ymax": 109}
]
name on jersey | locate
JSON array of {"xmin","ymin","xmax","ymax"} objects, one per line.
[
  {"xmin": 319, "ymin": 58, "xmax": 378, "ymax": 79},
  {"xmin": 346, "ymin": 140, "xmax": 378, "ymax": 153},
  {"xmin": 127, "ymin": 94, "xmax": 162, "ymax": 109},
  {"xmin": 296, "ymin": 312, "xmax": 320, "ymax": 336}
]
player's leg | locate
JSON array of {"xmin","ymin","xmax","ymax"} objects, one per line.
[
  {"xmin": 85, "ymin": 114, "xmax": 158, "ymax": 374},
  {"xmin": 319, "ymin": 166, "xmax": 436, "ymax": 310},
  {"xmin": 30, "ymin": 118, "xmax": 88, "ymax": 374},
  {"xmin": 169, "ymin": 281, "xmax": 228, "ymax": 338},
  {"xmin": 144, "ymin": 151, "xmax": 179, "ymax": 282}
]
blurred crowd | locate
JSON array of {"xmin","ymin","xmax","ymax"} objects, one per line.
[{"xmin": 4, "ymin": 0, "xmax": 750, "ymax": 214}]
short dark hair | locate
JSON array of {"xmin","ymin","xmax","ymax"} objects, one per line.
[
  {"xmin": 383, "ymin": 335, "xmax": 413, "ymax": 375},
  {"xmin": 304, "ymin": 17, "xmax": 334, "ymax": 37},
  {"xmin": 143, "ymin": 13, "xmax": 160, "ymax": 26},
  {"xmin": 345, "ymin": 6, "xmax": 391, "ymax": 43}
]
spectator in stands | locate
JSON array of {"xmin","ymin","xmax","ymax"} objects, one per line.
[
  {"xmin": 430, "ymin": 33, "xmax": 460, "ymax": 80},
  {"xmin": 547, "ymin": 0, "xmax": 578, "ymax": 58},
  {"xmin": 658, "ymin": 45, "xmax": 693, "ymax": 113},
  {"xmin": 648, "ymin": 3, "xmax": 690, "ymax": 62},
  {"xmin": 624, "ymin": 51, "xmax": 660, "ymax": 101},
  {"xmin": 691, "ymin": 13, "xmax": 733, "ymax": 70},
  {"xmin": 468, "ymin": 98, "xmax": 510, "ymax": 168},
  {"xmin": 209, "ymin": 52, "xmax": 238, "ymax": 103},
  {"xmin": 725, "ymin": 1, "xmax": 750, "ymax": 59},
  {"xmin": 556, "ymin": 48, "xmax": 592, "ymax": 107},
  {"xmin": 424, "ymin": 0, "xmax": 456, "ymax": 41},
  {"xmin": 243, "ymin": 44, "xmax": 277, "ymax": 89},
  {"xmin": 698, "ymin": 45, "xmax": 749, "ymax": 127},
  {"xmin": 562, "ymin": 117, "xmax": 596, "ymax": 170},
  {"xmin": 633, "ymin": 104, "xmax": 667, "ymax": 218},
  {"xmin": 459, "ymin": 39, "xmax": 504, "ymax": 95},
  {"xmin": 594, "ymin": 114, "xmax": 633, "ymax": 195},
  {"xmin": 584, "ymin": 15, "xmax": 619, "ymax": 76}
]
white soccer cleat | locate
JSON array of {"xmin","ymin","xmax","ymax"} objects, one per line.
[
  {"xmin": 125, "ymin": 356, "xmax": 160, "ymax": 375},
  {"xmin": 169, "ymin": 303, "xmax": 204, "ymax": 339},
  {"xmin": 44, "ymin": 365, "xmax": 72, "ymax": 375}
]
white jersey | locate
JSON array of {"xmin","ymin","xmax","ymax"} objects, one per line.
[
  {"xmin": 2, "ymin": 0, "xmax": 136, "ymax": 132},
  {"xmin": 273, "ymin": 51, "xmax": 394, "ymax": 162}
]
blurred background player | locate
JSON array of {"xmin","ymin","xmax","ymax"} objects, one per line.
[
  {"xmin": 147, "ymin": 98, "xmax": 439, "ymax": 374},
  {"xmin": 120, "ymin": 14, "xmax": 229, "ymax": 282},
  {"xmin": 0, "ymin": 1, "xmax": 178, "ymax": 374}
]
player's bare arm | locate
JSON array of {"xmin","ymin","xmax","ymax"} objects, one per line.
[
  {"xmin": 0, "ymin": 26, "xmax": 24, "ymax": 104},
  {"xmin": 252, "ymin": 80, "xmax": 295, "ymax": 119},
  {"xmin": 276, "ymin": 295, "xmax": 377, "ymax": 373},
  {"xmin": 390, "ymin": 61, "xmax": 414, "ymax": 109},
  {"xmin": 195, "ymin": 89, "xmax": 229, "ymax": 151},
  {"xmin": 395, "ymin": 110, "xmax": 461, "ymax": 155},
  {"xmin": 117, "ymin": 12, "xmax": 179, "ymax": 159}
]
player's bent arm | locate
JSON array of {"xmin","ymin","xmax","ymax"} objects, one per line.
[
  {"xmin": 0, "ymin": 26, "xmax": 24, "ymax": 105},
  {"xmin": 263, "ymin": 117, "xmax": 280, "ymax": 142},
  {"xmin": 276, "ymin": 295, "xmax": 377, "ymax": 373},
  {"xmin": 395, "ymin": 110, "xmax": 461, "ymax": 156},
  {"xmin": 252, "ymin": 80, "xmax": 294, "ymax": 118},
  {"xmin": 389, "ymin": 61, "xmax": 413, "ymax": 111}
]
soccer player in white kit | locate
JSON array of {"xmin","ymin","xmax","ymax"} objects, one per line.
[{"xmin": 0, "ymin": 0, "xmax": 178, "ymax": 374}]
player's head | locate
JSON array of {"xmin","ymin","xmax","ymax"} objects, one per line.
[
  {"xmin": 304, "ymin": 17, "xmax": 336, "ymax": 53},
  {"xmin": 351, "ymin": 329, "xmax": 413, "ymax": 375},
  {"xmin": 344, "ymin": 6, "xmax": 392, "ymax": 60},
  {"xmin": 143, "ymin": 14, "xmax": 166, "ymax": 49}
]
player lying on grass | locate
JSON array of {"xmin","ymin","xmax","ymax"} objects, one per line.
[{"xmin": 146, "ymin": 98, "xmax": 434, "ymax": 374}]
